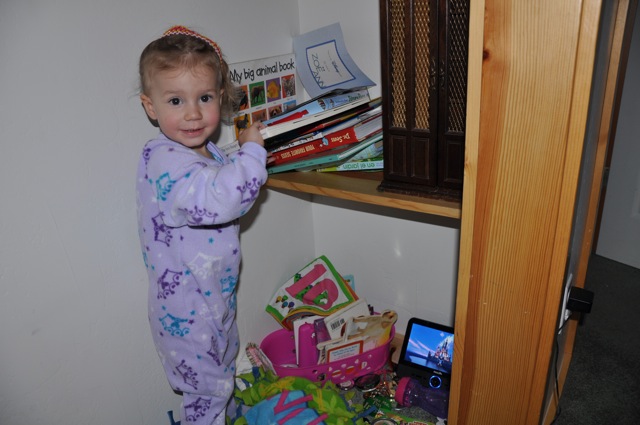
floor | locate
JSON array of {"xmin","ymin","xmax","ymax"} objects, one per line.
[{"xmin": 553, "ymin": 254, "xmax": 640, "ymax": 424}]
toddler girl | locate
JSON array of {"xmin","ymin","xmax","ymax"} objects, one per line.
[{"xmin": 136, "ymin": 26, "xmax": 268, "ymax": 424}]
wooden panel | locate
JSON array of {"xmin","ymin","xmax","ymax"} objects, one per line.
[
  {"xmin": 266, "ymin": 171, "xmax": 462, "ymax": 218},
  {"xmin": 388, "ymin": 131, "xmax": 409, "ymax": 177},
  {"xmin": 439, "ymin": 136, "xmax": 464, "ymax": 187},
  {"xmin": 446, "ymin": 0, "xmax": 484, "ymax": 419},
  {"xmin": 450, "ymin": 0, "xmax": 603, "ymax": 424},
  {"xmin": 411, "ymin": 132, "xmax": 437, "ymax": 183}
]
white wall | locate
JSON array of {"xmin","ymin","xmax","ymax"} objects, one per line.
[
  {"xmin": 0, "ymin": 1, "xmax": 460, "ymax": 424},
  {"xmin": 0, "ymin": 1, "xmax": 301, "ymax": 424},
  {"xmin": 596, "ymin": 5, "xmax": 640, "ymax": 269},
  {"xmin": 311, "ymin": 200, "xmax": 460, "ymax": 328}
]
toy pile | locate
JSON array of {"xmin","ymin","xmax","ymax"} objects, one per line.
[{"xmin": 232, "ymin": 256, "xmax": 444, "ymax": 424}]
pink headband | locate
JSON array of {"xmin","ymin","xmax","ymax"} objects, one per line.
[{"xmin": 162, "ymin": 25, "xmax": 223, "ymax": 61}]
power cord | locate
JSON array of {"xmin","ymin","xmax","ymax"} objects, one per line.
[{"xmin": 549, "ymin": 314, "xmax": 572, "ymax": 424}]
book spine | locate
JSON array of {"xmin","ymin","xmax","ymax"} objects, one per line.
[
  {"xmin": 316, "ymin": 158, "xmax": 384, "ymax": 172},
  {"xmin": 315, "ymin": 89, "xmax": 369, "ymax": 110},
  {"xmin": 270, "ymin": 130, "xmax": 326, "ymax": 154},
  {"xmin": 271, "ymin": 127, "xmax": 359, "ymax": 165}
]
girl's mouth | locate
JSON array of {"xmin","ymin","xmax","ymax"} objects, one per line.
[{"xmin": 183, "ymin": 128, "xmax": 204, "ymax": 136}]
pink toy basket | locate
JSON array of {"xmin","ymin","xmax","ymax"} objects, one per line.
[{"xmin": 260, "ymin": 326, "xmax": 394, "ymax": 385}]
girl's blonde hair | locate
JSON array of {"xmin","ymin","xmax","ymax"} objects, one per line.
[{"xmin": 139, "ymin": 31, "xmax": 239, "ymax": 124}]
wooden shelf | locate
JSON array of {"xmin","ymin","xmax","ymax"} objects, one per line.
[{"xmin": 266, "ymin": 171, "xmax": 462, "ymax": 218}]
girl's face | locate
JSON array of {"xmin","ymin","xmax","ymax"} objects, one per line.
[{"xmin": 141, "ymin": 64, "xmax": 222, "ymax": 157}]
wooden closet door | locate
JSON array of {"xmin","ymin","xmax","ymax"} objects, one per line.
[
  {"xmin": 380, "ymin": 0, "xmax": 440, "ymax": 191},
  {"xmin": 379, "ymin": 0, "xmax": 468, "ymax": 198},
  {"xmin": 437, "ymin": 0, "xmax": 469, "ymax": 190}
]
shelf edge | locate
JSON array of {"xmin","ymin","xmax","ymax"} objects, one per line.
[{"xmin": 266, "ymin": 172, "xmax": 462, "ymax": 218}]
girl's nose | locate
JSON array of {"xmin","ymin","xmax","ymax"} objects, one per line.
[{"xmin": 185, "ymin": 104, "xmax": 202, "ymax": 120}]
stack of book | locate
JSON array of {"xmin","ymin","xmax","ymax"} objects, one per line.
[{"xmin": 260, "ymin": 88, "xmax": 383, "ymax": 174}]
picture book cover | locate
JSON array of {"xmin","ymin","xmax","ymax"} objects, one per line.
[
  {"xmin": 265, "ymin": 255, "xmax": 359, "ymax": 330},
  {"xmin": 293, "ymin": 22, "xmax": 375, "ymax": 98},
  {"xmin": 218, "ymin": 53, "xmax": 302, "ymax": 154}
]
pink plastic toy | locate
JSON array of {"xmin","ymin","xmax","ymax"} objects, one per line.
[{"xmin": 260, "ymin": 326, "xmax": 394, "ymax": 384}]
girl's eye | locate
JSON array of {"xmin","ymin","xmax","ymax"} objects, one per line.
[
  {"xmin": 169, "ymin": 98, "xmax": 181, "ymax": 106},
  {"xmin": 200, "ymin": 94, "xmax": 213, "ymax": 103}
]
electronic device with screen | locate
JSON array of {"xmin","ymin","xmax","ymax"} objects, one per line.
[{"xmin": 396, "ymin": 317, "xmax": 454, "ymax": 389}]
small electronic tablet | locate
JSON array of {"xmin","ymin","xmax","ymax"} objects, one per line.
[{"xmin": 396, "ymin": 317, "xmax": 454, "ymax": 389}]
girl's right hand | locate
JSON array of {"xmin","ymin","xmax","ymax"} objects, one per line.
[{"xmin": 238, "ymin": 121, "xmax": 265, "ymax": 148}]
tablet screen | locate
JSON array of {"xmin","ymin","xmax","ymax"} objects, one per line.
[{"xmin": 396, "ymin": 317, "xmax": 454, "ymax": 389}]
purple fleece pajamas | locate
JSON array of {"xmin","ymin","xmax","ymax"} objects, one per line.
[{"xmin": 136, "ymin": 133, "xmax": 267, "ymax": 424}]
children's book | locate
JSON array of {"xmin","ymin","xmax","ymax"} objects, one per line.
[
  {"xmin": 316, "ymin": 309, "xmax": 397, "ymax": 363},
  {"xmin": 293, "ymin": 22, "xmax": 375, "ymax": 98},
  {"xmin": 344, "ymin": 138, "xmax": 383, "ymax": 161},
  {"xmin": 269, "ymin": 113, "xmax": 382, "ymax": 166},
  {"xmin": 322, "ymin": 298, "xmax": 371, "ymax": 340},
  {"xmin": 315, "ymin": 157, "xmax": 384, "ymax": 172},
  {"xmin": 265, "ymin": 256, "xmax": 359, "ymax": 330},
  {"xmin": 317, "ymin": 310, "xmax": 397, "ymax": 363},
  {"xmin": 267, "ymin": 133, "xmax": 383, "ymax": 174},
  {"xmin": 341, "ymin": 309, "xmax": 397, "ymax": 352},
  {"xmin": 269, "ymin": 102, "xmax": 382, "ymax": 154},
  {"xmin": 325, "ymin": 339, "xmax": 365, "ymax": 363},
  {"xmin": 261, "ymin": 88, "xmax": 370, "ymax": 126},
  {"xmin": 260, "ymin": 96, "xmax": 370, "ymax": 141},
  {"xmin": 221, "ymin": 53, "xmax": 303, "ymax": 153},
  {"xmin": 312, "ymin": 136, "xmax": 382, "ymax": 172},
  {"xmin": 264, "ymin": 98, "xmax": 381, "ymax": 152}
]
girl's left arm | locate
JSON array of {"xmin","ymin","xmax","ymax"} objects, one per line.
[{"xmin": 150, "ymin": 141, "xmax": 268, "ymax": 227}]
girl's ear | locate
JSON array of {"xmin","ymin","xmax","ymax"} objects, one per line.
[{"xmin": 140, "ymin": 94, "xmax": 157, "ymax": 120}]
